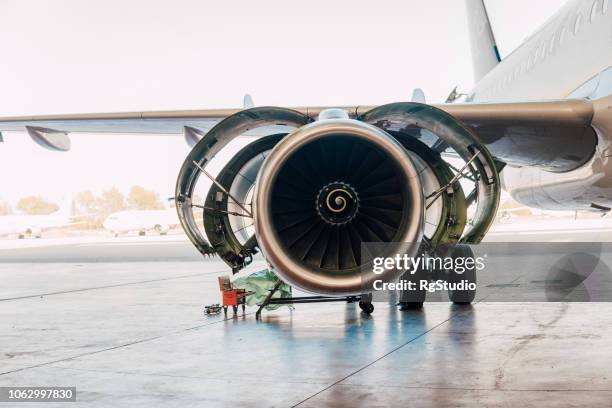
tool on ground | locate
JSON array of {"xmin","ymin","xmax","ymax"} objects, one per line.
[{"xmin": 218, "ymin": 276, "xmax": 247, "ymax": 315}]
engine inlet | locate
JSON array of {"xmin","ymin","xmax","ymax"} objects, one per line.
[{"xmin": 253, "ymin": 119, "xmax": 424, "ymax": 295}]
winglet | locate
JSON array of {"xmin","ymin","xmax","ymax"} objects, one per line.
[{"xmin": 465, "ymin": 0, "xmax": 500, "ymax": 82}]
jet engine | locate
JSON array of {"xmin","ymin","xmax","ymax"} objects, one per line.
[
  {"xmin": 252, "ymin": 119, "xmax": 423, "ymax": 295},
  {"xmin": 175, "ymin": 103, "xmax": 501, "ymax": 297}
]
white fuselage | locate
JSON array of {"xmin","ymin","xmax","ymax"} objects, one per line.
[
  {"xmin": 0, "ymin": 212, "xmax": 71, "ymax": 237},
  {"xmin": 471, "ymin": 0, "xmax": 612, "ymax": 102},
  {"xmin": 103, "ymin": 209, "xmax": 179, "ymax": 235},
  {"xmin": 471, "ymin": 0, "xmax": 612, "ymax": 211}
]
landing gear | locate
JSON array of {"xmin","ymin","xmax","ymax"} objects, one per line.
[
  {"xmin": 398, "ymin": 262, "xmax": 427, "ymax": 310},
  {"xmin": 359, "ymin": 301, "xmax": 375, "ymax": 314},
  {"xmin": 399, "ymin": 302, "xmax": 423, "ymax": 310},
  {"xmin": 447, "ymin": 244, "xmax": 477, "ymax": 304}
]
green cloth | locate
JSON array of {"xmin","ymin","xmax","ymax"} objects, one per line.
[{"xmin": 233, "ymin": 269, "xmax": 292, "ymax": 310}]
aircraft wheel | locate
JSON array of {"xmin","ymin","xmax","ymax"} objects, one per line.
[
  {"xmin": 447, "ymin": 244, "xmax": 477, "ymax": 304},
  {"xmin": 399, "ymin": 302, "xmax": 424, "ymax": 310},
  {"xmin": 398, "ymin": 262, "xmax": 427, "ymax": 311},
  {"xmin": 359, "ymin": 301, "xmax": 374, "ymax": 314}
]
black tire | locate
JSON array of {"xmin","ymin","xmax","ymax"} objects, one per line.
[
  {"xmin": 447, "ymin": 244, "xmax": 477, "ymax": 304},
  {"xmin": 399, "ymin": 302, "xmax": 424, "ymax": 310},
  {"xmin": 359, "ymin": 301, "xmax": 375, "ymax": 314},
  {"xmin": 398, "ymin": 264, "xmax": 427, "ymax": 310}
]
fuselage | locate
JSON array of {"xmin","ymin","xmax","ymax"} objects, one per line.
[
  {"xmin": 471, "ymin": 0, "xmax": 612, "ymax": 102},
  {"xmin": 471, "ymin": 0, "xmax": 612, "ymax": 211},
  {"xmin": 0, "ymin": 213, "xmax": 70, "ymax": 237},
  {"xmin": 103, "ymin": 209, "xmax": 179, "ymax": 235}
]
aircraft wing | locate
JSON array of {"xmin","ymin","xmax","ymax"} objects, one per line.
[
  {"xmin": 0, "ymin": 108, "xmax": 235, "ymax": 134},
  {"xmin": 0, "ymin": 96, "xmax": 609, "ymax": 173}
]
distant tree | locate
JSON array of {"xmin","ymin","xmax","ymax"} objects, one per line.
[
  {"xmin": 73, "ymin": 191, "xmax": 100, "ymax": 229},
  {"xmin": 0, "ymin": 201, "xmax": 11, "ymax": 216},
  {"xmin": 74, "ymin": 191, "xmax": 96, "ymax": 215},
  {"xmin": 72, "ymin": 187, "xmax": 127, "ymax": 229},
  {"xmin": 96, "ymin": 187, "xmax": 126, "ymax": 214},
  {"xmin": 16, "ymin": 196, "xmax": 58, "ymax": 215},
  {"xmin": 127, "ymin": 186, "xmax": 163, "ymax": 210}
]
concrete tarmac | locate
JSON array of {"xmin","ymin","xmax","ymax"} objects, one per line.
[{"xmin": 1, "ymin": 230, "xmax": 612, "ymax": 407}]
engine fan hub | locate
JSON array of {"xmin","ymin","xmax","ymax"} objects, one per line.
[{"xmin": 316, "ymin": 182, "xmax": 359, "ymax": 225}]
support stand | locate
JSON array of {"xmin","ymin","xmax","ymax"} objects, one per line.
[{"xmin": 255, "ymin": 280, "xmax": 372, "ymax": 320}]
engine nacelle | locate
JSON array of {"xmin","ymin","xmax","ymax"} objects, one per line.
[
  {"xmin": 176, "ymin": 103, "xmax": 500, "ymax": 297},
  {"xmin": 253, "ymin": 119, "xmax": 424, "ymax": 295}
]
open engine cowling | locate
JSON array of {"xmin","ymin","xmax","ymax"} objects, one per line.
[
  {"xmin": 253, "ymin": 119, "xmax": 424, "ymax": 295},
  {"xmin": 175, "ymin": 103, "xmax": 501, "ymax": 297}
]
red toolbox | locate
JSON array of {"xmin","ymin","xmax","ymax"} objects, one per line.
[{"xmin": 218, "ymin": 276, "xmax": 247, "ymax": 314}]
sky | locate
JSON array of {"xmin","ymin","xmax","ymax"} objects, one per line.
[{"xmin": 0, "ymin": 0, "xmax": 568, "ymax": 206}]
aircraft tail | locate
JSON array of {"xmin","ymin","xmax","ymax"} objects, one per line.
[{"xmin": 465, "ymin": 0, "xmax": 500, "ymax": 82}]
